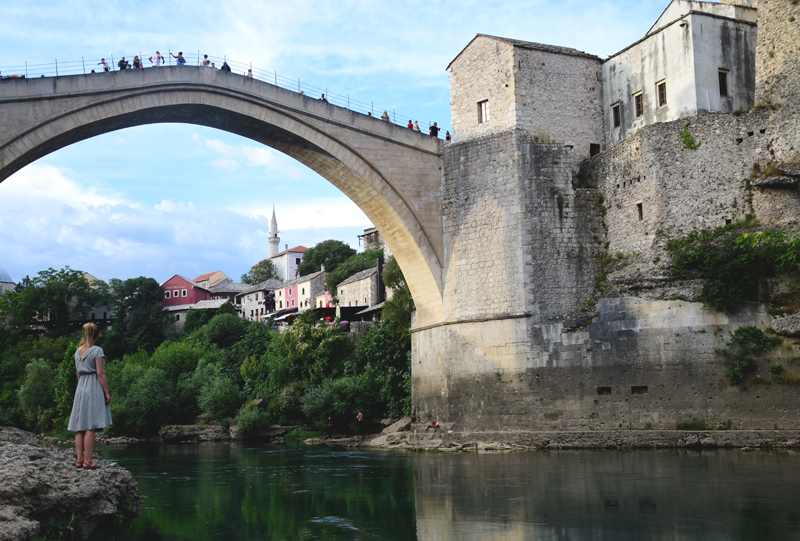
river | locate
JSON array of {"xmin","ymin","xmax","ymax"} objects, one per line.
[{"xmin": 97, "ymin": 443, "xmax": 800, "ymax": 540}]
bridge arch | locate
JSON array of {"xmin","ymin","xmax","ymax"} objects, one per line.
[{"xmin": 0, "ymin": 68, "xmax": 445, "ymax": 325}]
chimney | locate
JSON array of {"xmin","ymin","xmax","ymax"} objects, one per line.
[{"xmin": 376, "ymin": 257, "xmax": 385, "ymax": 304}]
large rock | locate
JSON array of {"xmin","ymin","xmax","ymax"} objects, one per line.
[
  {"xmin": 382, "ymin": 417, "xmax": 412, "ymax": 434},
  {"xmin": 0, "ymin": 428, "xmax": 141, "ymax": 540},
  {"xmin": 159, "ymin": 424, "xmax": 230, "ymax": 442},
  {"xmin": 229, "ymin": 424, "xmax": 305, "ymax": 442}
]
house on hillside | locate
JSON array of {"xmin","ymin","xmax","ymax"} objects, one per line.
[
  {"xmin": 162, "ymin": 275, "xmax": 211, "ymax": 307},
  {"xmin": 240, "ymin": 279, "xmax": 283, "ymax": 321},
  {"xmin": 335, "ymin": 259, "xmax": 387, "ymax": 310},
  {"xmin": 358, "ymin": 227, "xmax": 392, "ymax": 258},
  {"xmin": 268, "ymin": 244, "xmax": 308, "ymax": 281},
  {"xmin": 193, "ymin": 271, "xmax": 231, "ymax": 290},
  {"xmin": 166, "ymin": 298, "xmax": 232, "ymax": 331},
  {"xmin": 277, "ymin": 270, "xmax": 326, "ymax": 312},
  {"xmin": 210, "ymin": 281, "xmax": 251, "ymax": 315}
]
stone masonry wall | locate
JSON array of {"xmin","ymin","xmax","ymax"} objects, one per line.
[
  {"xmin": 755, "ymin": 0, "xmax": 800, "ymax": 162},
  {"xmin": 448, "ymin": 37, "xmax": 516, "ymax": 142},
  {"xmin": 512, "ymin": 47, "xmax": 604, "ymax": 164},
  {"xmin": 588, "ymin": 110, "xmax": 800, "ymax": 262}
]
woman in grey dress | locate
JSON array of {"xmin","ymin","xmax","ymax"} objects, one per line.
[{"xmin": 68, "ymin": 323, "xmax": 112, "ymax": 469}]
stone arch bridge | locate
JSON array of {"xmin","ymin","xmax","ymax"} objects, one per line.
[{"xmin": 0, "ymin": 67, "xmax": 445, "ymax": 327}]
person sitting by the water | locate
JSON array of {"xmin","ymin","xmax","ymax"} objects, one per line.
[{"xmin": 426, "ymin": 421, "xmax": 440, "ymax": 430}]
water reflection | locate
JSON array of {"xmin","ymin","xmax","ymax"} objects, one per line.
[{"xmin": 99, "ymin": 444, "xmax": 800, "ymax": 540}]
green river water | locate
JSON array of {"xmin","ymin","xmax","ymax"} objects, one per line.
[{"xmin": 98, "ymin": 443, "xmax": 800, "ymax": 540}]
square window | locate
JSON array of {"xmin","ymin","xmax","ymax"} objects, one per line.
[
  {"xmin": 719, "ymin": 69, "xmax": 729, "ymax": 97},
  {"xmin": 657, "ymin": 80, "xmax": 667, "ymax": 107},
  {"xmin": 176, "ymin": 314, "xmax": 180, "ymax": 321},
  {"xmin": 181, "ymin": 289, "xmax": 187, "ymax": 297},
  {"xmin": 612, "ymin": 103, "xmax": 621, "ymax": 128},
  {"xmin": 295, "ymin": 258, "xmax": 301, "ymax": 265},
  {"xmin": 164, "ymin": 290, "xmax": 170, "ymax": 299},
  {"xmin": 173, "ymin": 290, "xmax": 180, "ymax": 298},
  {"xmin": 477, "ymin": 100, "xmax": 489, "ymax": 124},
  {"xmin": 634, "ymin": 92, "xmax": 643, "ymax": 117}
]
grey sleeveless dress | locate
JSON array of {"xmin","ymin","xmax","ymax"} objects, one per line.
[{"xmin": 67, "ymin": 345, "xmax": 112, "ymax": 431}]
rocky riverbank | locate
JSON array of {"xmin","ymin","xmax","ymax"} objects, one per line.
[
  {"xmin": 363, "ymin": 425, "xmax": 800, "ymax": 451},
  {"xmin": 0, "ymin": 428, "xmax": 141, "ymax": 541}
]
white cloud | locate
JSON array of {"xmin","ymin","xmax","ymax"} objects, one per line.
[{"xmin": 199, "ymin": 135, "xmax": 306, "ymax": 178}]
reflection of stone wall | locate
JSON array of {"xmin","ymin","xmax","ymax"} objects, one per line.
[{"xmin": 412, "ymin": 449, "xmax": 800, "ymax": 539}]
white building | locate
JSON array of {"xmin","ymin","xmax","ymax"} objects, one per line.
[{"xmin": 0, "ymin": 266, "xmax": 15, "ymax": 296}]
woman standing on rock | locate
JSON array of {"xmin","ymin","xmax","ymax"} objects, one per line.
[{"xmin": 68, "ymin": 323, "xmax": 112, "ymax": 469}]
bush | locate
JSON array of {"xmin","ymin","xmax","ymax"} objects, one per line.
[
  {"xmin": 235, "ymin": 407, "xmax": 269, "ymax": 436},
  {"xmin": 148, "ymin": 341, "xmax": 204, "ymax": 380},
  {"xmin": 715, "ymin": 326, "xmax": 782, "ymax": 385},
  {"xmin": 109, "ymin": 365, "xmax": 175, "ymax": 435},
  {"xmin": 198, "ymin": 377, "xmax": 243, "ymax": 419},
  {"xmin": 301, "ymin": 376, "xmax": 368, "ymax": 430},
  {"xmin": 17, "ymin": 359, "xmax": 57, "ymax": 432},
  {"xmin": 204, "ymin": 314, "xmax": 246, "ymax": 348}
]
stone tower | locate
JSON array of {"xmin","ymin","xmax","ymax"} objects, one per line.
[{"xmin": 268, "ymin": 206, "xmax": 280, "ymax": 258}]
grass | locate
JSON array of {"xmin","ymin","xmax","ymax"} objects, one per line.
[{"xmin": 284, "ymin": 429, "xmax": 320, "ymax": 441}]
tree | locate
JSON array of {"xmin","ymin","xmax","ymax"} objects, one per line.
[
  {"xmin": 0, "ymin": 267, "xmax": 106, "ymax": 332},
  {"xmin": 380, "ymin": 256, "xmax": 414, "ymax": 341},
  {"xmin": 104, "ymin": 277, "xmax": 169, "ymax": 357},
  {"xmin": 324, "ymin": 249, "xmax": 384, "ymax": 296},
  {"xmin": 17, "ymin": 358, "xmax": 58, "ymax": 431},
  {"xmin": 296, "ymin": 240, "xmax": 356, "ymax": 277},
  {"xmin": 241, "ymin": 259, "xmax": 279, "ymax": 285}
]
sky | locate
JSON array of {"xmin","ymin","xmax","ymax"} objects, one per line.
[{"xmin": 0, "ymin": 0, "xmax": 670, "ymax": 285}]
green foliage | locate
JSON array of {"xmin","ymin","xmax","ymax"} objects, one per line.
[
  {"xmin": 296, "ymin": 240, "xmax": 357, "ymax": 277},
  {"xmin": 301, "ymin": 376, "xmax": 367, "ymax": 430},
  {"xmin": 241, "ymin": 259, "xmax": 279, "ymax": 285},
  {"xmin": 665, "ymin": 217, "xmax": 800, "ymax": 312},
  {"xmin": 17, "ymin": 359, "xmax": 57, "ymax": 432},
  {"xmin": 182, "ymin": 309, "xmax": 217, "ymax": 335},
  {"xmin": 198, "ymin": 377, "xmax": 244, "ymax": 419},
  {"xmin": 204, "ymin": 313, "xmax": 246, "ymax": 348},
  {"xmin": 284, "ymin": 429, "xmax": 320, "ymax": 441},
  {"xmin": 104, "ymin": 277, "xmax": 169, "ymax": 357},
  {"xmin": 0, "ymin": 267, "xmax": 104, "ymax": 332},
  {"xmin": 769, "ymin": 364, "xmax": 784, "ymax": 374},
  {"xmin": 108, "ymin": 364, "xmax": 176, "ymax": 435},
  {"xmin": 53, "ymin": 339, "xmax": 80, "ymax": 430},
  {"xmin": 380, "ymin": 256, "xmax": 414, "ymax": 341},
  {"xmin": 353, "ymin": 321, "xmax": 411, "ymax": 418},
  {"xmin": 676, "ymin": 417, "xmax": 706, "ymax": 430},
  {"xmin": 148, "ymin": 341, "xmax": 204, "ymax": 380},
  {"xmin": 235, "ymin": 407, "xmax": 270, "ymax": 436},
  {"xmin": 715, "ymin": 326, "xmax": 782, "ymax": 385},
  {"xmin": 680, "ymin": 122, "xmax": 701, "ymax": 150},
  {"xmin": 324, "ymin": 249, "xmax": 384, "ymax": 296}
]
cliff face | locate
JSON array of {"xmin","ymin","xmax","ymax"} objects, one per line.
[{"xmin": 0, "ymin": 428, "xmax": 141, "ymax": 541}]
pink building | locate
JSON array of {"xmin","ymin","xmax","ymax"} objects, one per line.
[{"xmin": 162, "ymin": 275, "xmax": 211, "ymax": 307}]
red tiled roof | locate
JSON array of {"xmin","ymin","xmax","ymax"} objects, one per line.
[
  {"xmin": 194, "ymin": 271, "xmax": 221, "ymax": 282},
  {"xmin": 268, "ymin": 246, "xmax": 309, "ymax": 258}
]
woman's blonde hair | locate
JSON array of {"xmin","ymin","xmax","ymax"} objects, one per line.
[{"xmin": 80, "ymin": 322, "xmax": 100, "ymax": 347}]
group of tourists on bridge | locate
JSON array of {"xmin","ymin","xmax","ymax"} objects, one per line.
[{"xmin": 94, "ymin": 52, "xmax": 234, "ymax": 74}]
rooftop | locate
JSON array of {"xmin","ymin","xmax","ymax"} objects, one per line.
[
  {"xmin": 447, "ymin": 34, "xmax": 600, "ymax": 71},
  {"xmin": 269, "ymin": 246, "xmax": 309, "ymax": 259},
  {"xmin": 337, "ymin": 267, "xmax": 378, "ymax": 288},
  {"xmin": 243, "ymin": 278, "xmax": 285, "ymax": 295}
]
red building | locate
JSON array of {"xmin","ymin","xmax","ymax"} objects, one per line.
[{"xmin": 162, "ymin": 275, "xmax": 211, "ymax": 307}]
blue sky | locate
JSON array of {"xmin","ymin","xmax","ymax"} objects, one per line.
[{"xmin": 0, "ymin": 0, "xmax": 669, "ymax": 284}]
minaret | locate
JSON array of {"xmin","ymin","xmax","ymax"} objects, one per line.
[{"xmin": 268, "ymin": 206, "xmax": 280, "ymax": 258}]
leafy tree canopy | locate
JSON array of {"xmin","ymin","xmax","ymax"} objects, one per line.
[
  {"xmin": 0, "ymin": 267, "xmax": 105, "ymax": 332},
  {"xmin": 104, "ymin": 277, "xmax": 169, "ymax": 357},
  {"xmin": 241, "ymin": 259, "xmax": 279, "ymax": 285},
  {"xmin": 296, "ymin": 240, "xmax": 356, "ymax": 277},
  {"xmin": 380, "ymin": 256, "xmax": 414, "ymax": 341}
]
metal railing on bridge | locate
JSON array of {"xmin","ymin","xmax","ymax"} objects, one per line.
[{"xmin": 0, "ymin": 52, "xmax": 438, "ymax": 134}]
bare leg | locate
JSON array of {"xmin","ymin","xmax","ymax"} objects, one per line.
[
  {"xmin": 83, "ymin": 430, "xmax": 96, "ymax": 465},
  {"xmin": 75, "ymin": 431, "xmax": 85, "ymax": 464}
]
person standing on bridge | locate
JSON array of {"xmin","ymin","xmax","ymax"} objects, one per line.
[
  {"xmin": 201, "ymin": 54, "xmax": 211, "ymax": 67},
  {"xmin": 117, "ymin": 57, "xmax": 129, "ymax": 70},
  {"xmin": 246, "ymin": 68, "xmax": 253, "ymax": 77},
  {"xmin": 171, "ymin": 52, "xmax": 187, "ymax": 65},
  {"xmin": 412, "ymin": 120, "xmax": 421, "ymax": 132},
  {"xmin": 220, "ymin": 61, "xmax": 232, "ymax": 72},
  {"xmin": 149, "ymin": 51, "xmax": 165, "ymax": 67},
  {"xmin": 132, "ymin": 56, "xmax": 143, "ymax": 69},
  {"xmin": 407, "ymin": 120, "xmax": 413, "ymax": 129},
  {"xmin": 319, "ymin": 93, "xmax": 328, "ymax": 102},
  {"xmin": 429, "ymin": 122, "xmax": 440, "ymax": 138},
  {"xmin": 445, "ymin": 131, "xmax": 452, "ymax": 142},
  {"xmin": 98, "ymin": 58, "xmax": 111, "ymax": 72},
  {"xmin": 381, "ymin": 110, "xmax": 390, "ymax": 122}
]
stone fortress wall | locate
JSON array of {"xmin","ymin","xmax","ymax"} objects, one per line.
[{"xmin": 414, "ymin": 0, "xmax": 800, "ymax": 431}]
